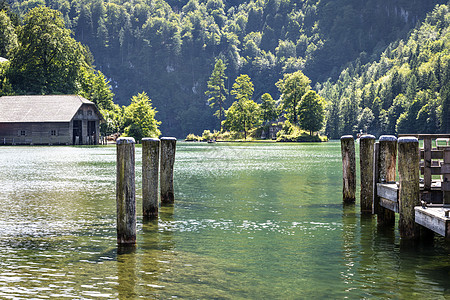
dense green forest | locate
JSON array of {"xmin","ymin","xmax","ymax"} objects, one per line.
[
  {"xmin": 1, "ymin": 0, "xmax": 449, "ymax": 137},
  {"xmin": 320, "ymin": 4, "xmax": 450, "ymax": 138}
]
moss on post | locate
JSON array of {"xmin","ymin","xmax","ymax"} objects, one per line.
[
  {"xmin": 116, "ymin": 137, "xmax": 136, "ymax": 244},
  {"xmin": 398, "ymin": 137, "xmax": 420, "ymax": 239},
  {"xmin": 376, "ymin": 135, "xmax": 397, "ymax": 226},
  {"xmin": 360, "ymin": 134, "xmax": 375, "ymax": 214},
  {"xmin": 341, "ymin": 135, "xmax": 356, "ymax": 204},
  {"xmin": 142, "ymin": 138, "xmax": 160, "ymax": 219},
  {"xmin": 160, "ymin": 137, "xmax": 177, "ymax": 204}
]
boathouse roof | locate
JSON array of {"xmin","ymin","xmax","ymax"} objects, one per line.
[
  {"xmin": 0, "ymin": 95, "xmax": 99, "ymax": 123},
  {"xmin": 0, "ymin": 57, "xmax": 8, "ymax": 63}
]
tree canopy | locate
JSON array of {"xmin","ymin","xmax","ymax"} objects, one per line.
[
  {"xmin": 8, "ymin": 6, "xmax": 89, "ymax": 94},
  {"xmin": 276, "ymin": 70, "xmax": 311, "ymax": 124}
]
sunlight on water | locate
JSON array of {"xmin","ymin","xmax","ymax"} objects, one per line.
[{"xmin": 0, "ymin": 142, "xmax": 449, "ymax": 299}]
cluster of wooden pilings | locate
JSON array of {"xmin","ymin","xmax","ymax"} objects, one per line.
[
  {"xmin": 116, "ymin": 137, "xmax": 176, "ymax": 245},
  {"xmin": 341, "ymin": 134, "xmax": 423, "ymax": 239}
]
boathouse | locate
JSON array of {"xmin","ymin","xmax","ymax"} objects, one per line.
[{"xmin": 0, "ymin": 95, "xmax": 103, "ymax": 145}]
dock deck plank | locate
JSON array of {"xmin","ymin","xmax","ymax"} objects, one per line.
[{"xmin": 415, "ymin": 205, "xmax": 450, "ymax": 237}]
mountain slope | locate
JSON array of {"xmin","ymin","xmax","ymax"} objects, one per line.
[{"xmin": 7, "ymin": 0, "xmax": 447, "ymax": 136}]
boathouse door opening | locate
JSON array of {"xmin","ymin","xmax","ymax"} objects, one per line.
[
  {"xmin": 73, "ymin": 120, "xmax": 82, "ymax": 145},
  {"xmin": 88, "ymin": 121, "xmax": 96, "ymax": 145}
]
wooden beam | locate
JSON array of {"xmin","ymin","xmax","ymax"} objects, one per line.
[
  {"xmin": 420, "ymin": 166, "xmax": 450, "ymax": 175},
  {"xmin": 420, "ymin": 150, "xmax": 444, "ymax": 159},
  {"xmin": 415, "ymin": 205, "xmax": 450, "ymax": 237},
  {"xmin": 380, "ymin": 197, "xmax": 399, "ymax": 213},
  {"xmin": 399, "ymin": 134, "xmax": 450, "ymax": 139},
  {"xmin": 377, "ymin": 183, "xmax": 398, "ymax": 202}
]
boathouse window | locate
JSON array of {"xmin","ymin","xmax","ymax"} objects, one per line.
[
  {"xmin": 87, "ymin": 110, "xmax": 93, "ymax": 116},
  {"xmin": 51, "ymin": 130, "xmax": 57, "ymax": 136},
  {"xmin": 20, "ymin": 130, "xmax": 26, "ymax": 136},
  {"xmin": 78, "ymin": 110, "xmax": 84, "ymax": 116}
]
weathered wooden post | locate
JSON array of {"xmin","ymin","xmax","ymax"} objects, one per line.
[
  {"xmin": 373, "ymin": 141, "xmax": 380, "ymax": 214},
  {"xmin": 360, "ymin": 134, "xmax": 375, "ymax": 214},
  {"xmin": 376, "ymin": 135, "xmax": 397, "ymax": 226},
  {"xmin": 116, "ymin": 137, "xmax": 136, "ymax": 244},
  {"xmin": 341, "ymin": 135, "xmax": 356, "ymax": 204},
  {"xmin": 398, "ymin": 136, "xmax": 420, "ymax": 239},
  {"xmin": 160, "ymin": 137, "xmax": 177, "ymax": 204},
  {"xmin": 142, "ymin": 138, "xmax": 160, "ymax": 219}
]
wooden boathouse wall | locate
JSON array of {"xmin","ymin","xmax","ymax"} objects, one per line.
[{"xmin": 0, "ymin": 95, "xmax": 102, "ymax": 145}]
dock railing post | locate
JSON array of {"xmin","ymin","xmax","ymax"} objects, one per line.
[
  {"xmin": 160, "ymin": 137, "xmax": 177, "ymax": 204},
  {"xmin": 116, "ymin": 137, "xmax": 136, "ymax": 244},
  {"xmin": 376, "ymin": 135, "xmax": 397, "ymax": 226},
  {"xmin": 398, "ymin": 136, "xmax": 420, "ymax": 239},
  {"xmin": 443, "ymin": 149, "xmax": 450, "ymax": 205},
  {"xmin": 142, "ymin": 138, "xmax": 160, "ymax": 219},
  {"xmin": 341, "ymin": 135, "xmax": 356, "ymax": 204},
  {"xmin": 360, "ymin": 134, "xmax": 376, "ymax": 214}
]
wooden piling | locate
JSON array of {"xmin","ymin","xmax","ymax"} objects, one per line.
[
  {"xmin": 116, "ymin": 137, "xmax": 136, "ymax": 244},
  {"xmin": 341, "ymin": 135, "xmax": 356, "ymax": 204},
  {"xmin": 373, "ymin": 142, "xmax": 380, "ymax": 214},
  {"xmin": 160, "ymin": 137, "xmax": 177, "ymax": 204},
  {"xmin": 360, "ymin": 134, "xmax": 375, "ymax": 214},
  {"xmin": 376, "ymin": 135, "xmax": 397, "ymax": 226},
  {"xmin": 142, "ymin": 138, "xmax": 160, "ymax": 219},
  {"xmin": 398, "ymin": 137, "xmax": 420, "ymax": 239}
]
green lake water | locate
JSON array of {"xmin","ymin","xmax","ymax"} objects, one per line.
[{"xmin": 0, "ymin": 141, "xmax": 450, "ymax": 299}]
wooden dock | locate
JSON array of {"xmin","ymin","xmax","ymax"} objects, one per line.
[
  {"xmin": 376, "ymin": 134, "xmax": 450, "ymax": 237},
  {"xmin": 415, "ymin": 205, "xmax": 450, "ymax": 237},
  {"xmin": 342, "ymin": 133, "xmax": 450, "ymax": 239}
]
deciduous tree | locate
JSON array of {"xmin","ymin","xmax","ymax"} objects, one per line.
[
  {"xmin": 8, "ymin": 6, "xmax": 90, "ymax": 94},
  {"xmin": 260, "ymin": 93, "xmax": 278, "ymax": 123},
  {"xmin": 276, "ymin": 70, "xmax": 311, "ymax": 124},
  {"xmin": 298, "ymin": 90, "xmax": 325, "ymax": 136}
]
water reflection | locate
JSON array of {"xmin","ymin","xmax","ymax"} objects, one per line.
[
  {"xmin": 117, "ymin": 246, "xmax": 137, "ymax": 299},
  {"xmin": 1, "ymin": 143, "xmax": 450, "ymax": 298},
  {"xmin": 341, "ymin": 203, "xmax": 357, "ymax": 294}
]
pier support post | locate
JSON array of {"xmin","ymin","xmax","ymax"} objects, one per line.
[
  {"xmin": 376, "ymin": 135, "xmax": 397, "ymax": 226},
  {"xmin": 160, "ymin": 137, "xmax": 177, "ymax": 204},
  {"xmin": 142, "ymin": 138, "xmax": 160, "ymax": 219},
  {"xmin": 398, "ymin": 137, "xmax": 420, "ymax": 239},
  {"xmin": 116, "ymin": 137, "xmax": 136, "ymax": 244},
  {"xmin": 360, "ymin": 134, "xmax": 376, "ymax": 214},
  {"xmin": 341, "ymin": 135, "xmax": 356, "ymax": 204}
]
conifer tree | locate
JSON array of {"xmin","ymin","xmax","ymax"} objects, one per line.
[{"xmin": 205, "ymin": 59, "xmax": 227, "ymax": 131}]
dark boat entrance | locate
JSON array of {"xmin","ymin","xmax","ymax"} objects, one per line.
[
  {"xmin": 88, "ymin": 121, "xmax": 96, "ymax": 145},
  {"xmin": 73, "ymin": 120, "xmax": 82, "ymax": 145}
]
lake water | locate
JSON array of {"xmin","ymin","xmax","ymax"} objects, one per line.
[{"xmin": 0, "ymin": 141, "xmax": 449, "ymax": 299}]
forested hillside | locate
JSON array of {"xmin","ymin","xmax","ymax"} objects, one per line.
[
  {"xmin": 320, "ymin": 4, "xmax": 450, "ymax": 138},
  {"xmin": 2, "ymin": 0, "xmax": 448, "ymax": 137}
]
